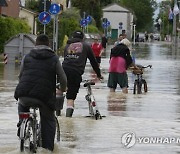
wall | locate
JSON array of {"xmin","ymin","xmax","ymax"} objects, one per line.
[{"xmin": 1, "ymin": 0, "xmax": 19, "ymax": 17}]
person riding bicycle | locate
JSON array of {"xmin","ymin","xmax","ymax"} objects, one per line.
[
  {"xmin": 14, "ymin": 34, "xmax": 67, "ymax": 151},
  {"xmin": 62, "ymin": 30, "xmax": 103, "ymax": 117}
]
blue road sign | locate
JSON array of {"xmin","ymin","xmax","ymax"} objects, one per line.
[
  {"xmin": 80, "ymin": 19, "xmax": 88, "ymax": 27},
  {"xmin": 102, "ymin": 22, "xmax": 107, "ymax": 28},
  {"xmin": 107, "ymin": 21, "xmax": 110, "ymax": 26},
  {"xmin": 49, "ymin": 3, "xmax": 61, "ymax": 15},
  {"xmin": 119, "ymin": 22, "xmax": 123, "ymax": 25},
  {"xmin": 38, "ymin": 11, "xmax": 51, "ymax": 25},
  {"xmin": 102, "ymin": 20, "xmax": 110, "ymax": 28},
  {"xmin": 86, "ymin": 15, "xmax": 92, "ymax": 23},
  {"xmin": 119, "ymin": 25, "xmax": 123, "ymax": 29}
]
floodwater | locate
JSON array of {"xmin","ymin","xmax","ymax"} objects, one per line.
[{"xmin": 0, "ymin": 42, "xmax": 180, "ymax": 154}]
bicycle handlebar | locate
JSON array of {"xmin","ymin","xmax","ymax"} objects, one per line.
[{"xmin": 136, "ymin": 64, "xmax": 152, "ymax": 69}]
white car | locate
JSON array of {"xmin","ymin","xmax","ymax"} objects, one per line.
[{"xmin": 153, "ymin": 33, "xmax": 160, "ymax": 41}]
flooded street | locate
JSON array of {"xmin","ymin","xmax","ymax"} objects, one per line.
[{"xmin": 1, "ymin": 42, "xmax": 180, "ymax": 154}]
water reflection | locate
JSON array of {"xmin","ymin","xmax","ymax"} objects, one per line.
[
  {"xmin": 1, "ymin": 42, "xmax": 180, "ymax": 154},
  {"xmin": 107, "ymin": 93, "xmax": 127, "ymax": 116}
]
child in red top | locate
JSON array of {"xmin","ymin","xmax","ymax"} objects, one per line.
[{"xmin": 91, "ymin": 37, "xmax": 104, "ymax": 66}]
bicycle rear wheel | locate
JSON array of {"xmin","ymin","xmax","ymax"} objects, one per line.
[
  {"xmin": 142, "ymin": 79, "xmax": 148, "ymax": 93},
  {"xmin": 55, "ymin": 117, "xmax": 60, "ymax": 142},
  {"xmin": 20, "ymin": 118, "xmax": 34, "ymax": 152}
]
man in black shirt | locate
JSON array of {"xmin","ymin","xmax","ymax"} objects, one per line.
[{"xmin": 62, "ymin": 30, "xmax": 103, "ymax": 117}]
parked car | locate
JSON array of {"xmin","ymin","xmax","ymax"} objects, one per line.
[
  {"xmin": 153, "ymin": 33, "xmax": 160, "ymax": 41},
  {"xmin": 138, "ymin": 33, "xmax": 145, "ymax": 42},
  {"xmin": 84, "ymin": 33, "xmax": 101, "ymax": 45}
]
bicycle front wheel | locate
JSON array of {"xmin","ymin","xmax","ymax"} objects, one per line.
[{"xmin": 133, "ymin": 80, "xmax": 141, "ymax": 94}]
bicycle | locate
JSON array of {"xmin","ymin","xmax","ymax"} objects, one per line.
[
  {"xmin": 83, "ymin": 79, "xmax": 102, "ymax": 120},
  {"xmin": 18, "ymin": 83, "xmax": 64, "ymax": 153},
  {"xmin": 132, "ymin": 65, "xmax": 152, "ymax": 94}
]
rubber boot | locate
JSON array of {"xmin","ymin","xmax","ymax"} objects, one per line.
[{"xmin": 66, "ymin": 108, "xmax": 74, "ymax": 117}]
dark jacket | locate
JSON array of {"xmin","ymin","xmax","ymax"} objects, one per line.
[
  {"xmin": 62, "ymin": 38, "xmax": 101, "ymax": 77},
  {"xmin": 14, "ymin": 45, "xmax": 67, "ymax": 110},
  {"xmin": 110, "ymin": 43, "xmax": 133, "ymax": 68}
]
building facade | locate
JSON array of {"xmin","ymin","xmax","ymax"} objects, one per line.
[{"xmin": 102, "ymin": 3, "xmax": 133, "ymax": 40}]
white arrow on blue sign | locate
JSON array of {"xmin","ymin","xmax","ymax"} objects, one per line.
[
  {"xmin": 49, "ymin": 3, "xmax": 61, "ymax": 15},
  {"xmin": 38, "ymin": 11, "xmax": 51, "ymax": 25},
  {"xmin": 86, "ymin": 15, "xmax": 92, "ymax": 23},
  {"xmin": 80, "ymin": 19, "xmax": 88, "ymax": 27}
]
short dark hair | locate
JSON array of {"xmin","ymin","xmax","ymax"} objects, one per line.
[
  {"xmin": 72, "ymin": 30, "xmax": 84, "ymax": 39},
  {"xmin": 36, "ymin": 34, "xmax": 49, "ymax": 46}
]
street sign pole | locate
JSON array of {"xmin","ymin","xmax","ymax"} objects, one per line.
[
  {"xmin": 53, "ymin": 15, "xmax": 56, "ymax": 51},
  {"xmin": 55, "ymin": 15, "xmax": 59, "ymax": 52},
  {"xmin": 44, "ymin": 0, "xmax": 46, "ymax": 34},
  {"xmin": 133, "ymin": 24, "xmax": 136, "ymax": 45},
  {"xmin": 49, "ymin": 3, "xmax": 61, "ymax": 51}
]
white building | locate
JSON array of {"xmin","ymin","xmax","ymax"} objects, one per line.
[
  {"xmin": 19, "ymin": 7, "xmax": 37, "ymax": 34},
  {"xmin": 102, "ymin": 3, "xmax": 134, "ymax": 40}
]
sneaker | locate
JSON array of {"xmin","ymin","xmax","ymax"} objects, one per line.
[{"xmin": 66, "ymin": 108, "xmax": 74, "ymax": 117}]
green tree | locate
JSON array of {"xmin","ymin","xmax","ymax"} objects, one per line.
[
  {"xmin": 71, "ymin": 0, "xmax": 102, "ymax": 29},
  {"xmin": 119, "ymin": 0, "xmax": 157, "ymax": 31},
  {"xmin": 0, "ymin": 17, "xmax": 30, "ymax": 53}
]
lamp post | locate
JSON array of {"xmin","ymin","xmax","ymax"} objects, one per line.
[
  {"xmin": 158, "ymin": 18, "xmax": 162, "ymax": 41},
  {"xmin": 172, "ymin": 0, "xmax": 180, "ymax": 45},
  {"xmin": 133, "ymin": 24, "xmax": 136, "ymax": 45}
]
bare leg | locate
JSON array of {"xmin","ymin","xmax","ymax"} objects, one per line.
[
  {"xmin": 67, "ymin": 99, "xmax": 74, "ymax": 108},
  {"xmin": 122, "ymin": 87, "xmax": 128, "ymax": 94},
  {"xmin": 110, "ymin": 88, "xmax": 115, "ymax": 92}
]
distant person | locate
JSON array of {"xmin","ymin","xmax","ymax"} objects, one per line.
[
  {"xmin": 91, "ymin": 37, "xmax": 104, "ymax": 66},
  {"xmin": 136, "ymin": 33, "xmax": 139, "ymax": 42},
  {"xmin": 107, "ymin": 38, "xmax": 138, "ymax": 93},
  {"xmin": 145, "ymin": 33, "xmax": 149, "ymax": 42},
  {"xmin": 101, "ymin": 34, "xmax": 108, "ymax": 51},
  {"xmin": 62, "ymin": 30, "xmax": 103, "ymax": 117},
  {"xmin": 114, "ymin": 34, "xmax": 123, "ymax": 46},
  {"xmin": 14, "ymin": 34, "xmax": 67, "ymax": 151},
  {"xmin": 150, "ymin": 33, "xmax": 154, "ymax": 42}
]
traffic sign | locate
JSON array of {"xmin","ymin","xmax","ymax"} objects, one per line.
[
  {"xmin": 86, "ymin": 15, "xmax": 92, "ymax": 23},
  {"xmin": 107, "ymin": 21, "xmax": 110, "ymax": 26},
  {"xmin": 119, "ymin": 25, "xmax": 123, "ymax": 29},
  {"xmin": 49, "ymin": 3, "xmax": 61, "ymax": 15},
  {"xmin": 119, "ymin": 22, "xmax": 123, "ymax": 25},
  {"xmin": 80, "ymin": 19, "xmax": 88, "ymax": 27},
  {"xmin": 102, "ymin": 20, "xmax": 110, "ymax": 28},
  {"xmin": 102, "ymin": 22, "xmax": 107, "ymax": 28},
  {"xmin": 38, "ymin": 11, "xmax": 51, "ymax": 25}
]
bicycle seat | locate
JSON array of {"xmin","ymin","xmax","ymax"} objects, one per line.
[{"xmin": 84, "ymin": 81, "xmax": 95, "ymax": 87}]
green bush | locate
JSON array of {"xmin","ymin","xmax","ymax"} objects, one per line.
[{"xmin": 0, "ymin": 17, "xmax": 30, "ymax": 53}]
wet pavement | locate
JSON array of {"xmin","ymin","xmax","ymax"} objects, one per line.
[{"xmin": 0, "ymin": 41, "xmax": 180, "ymax": 154}]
